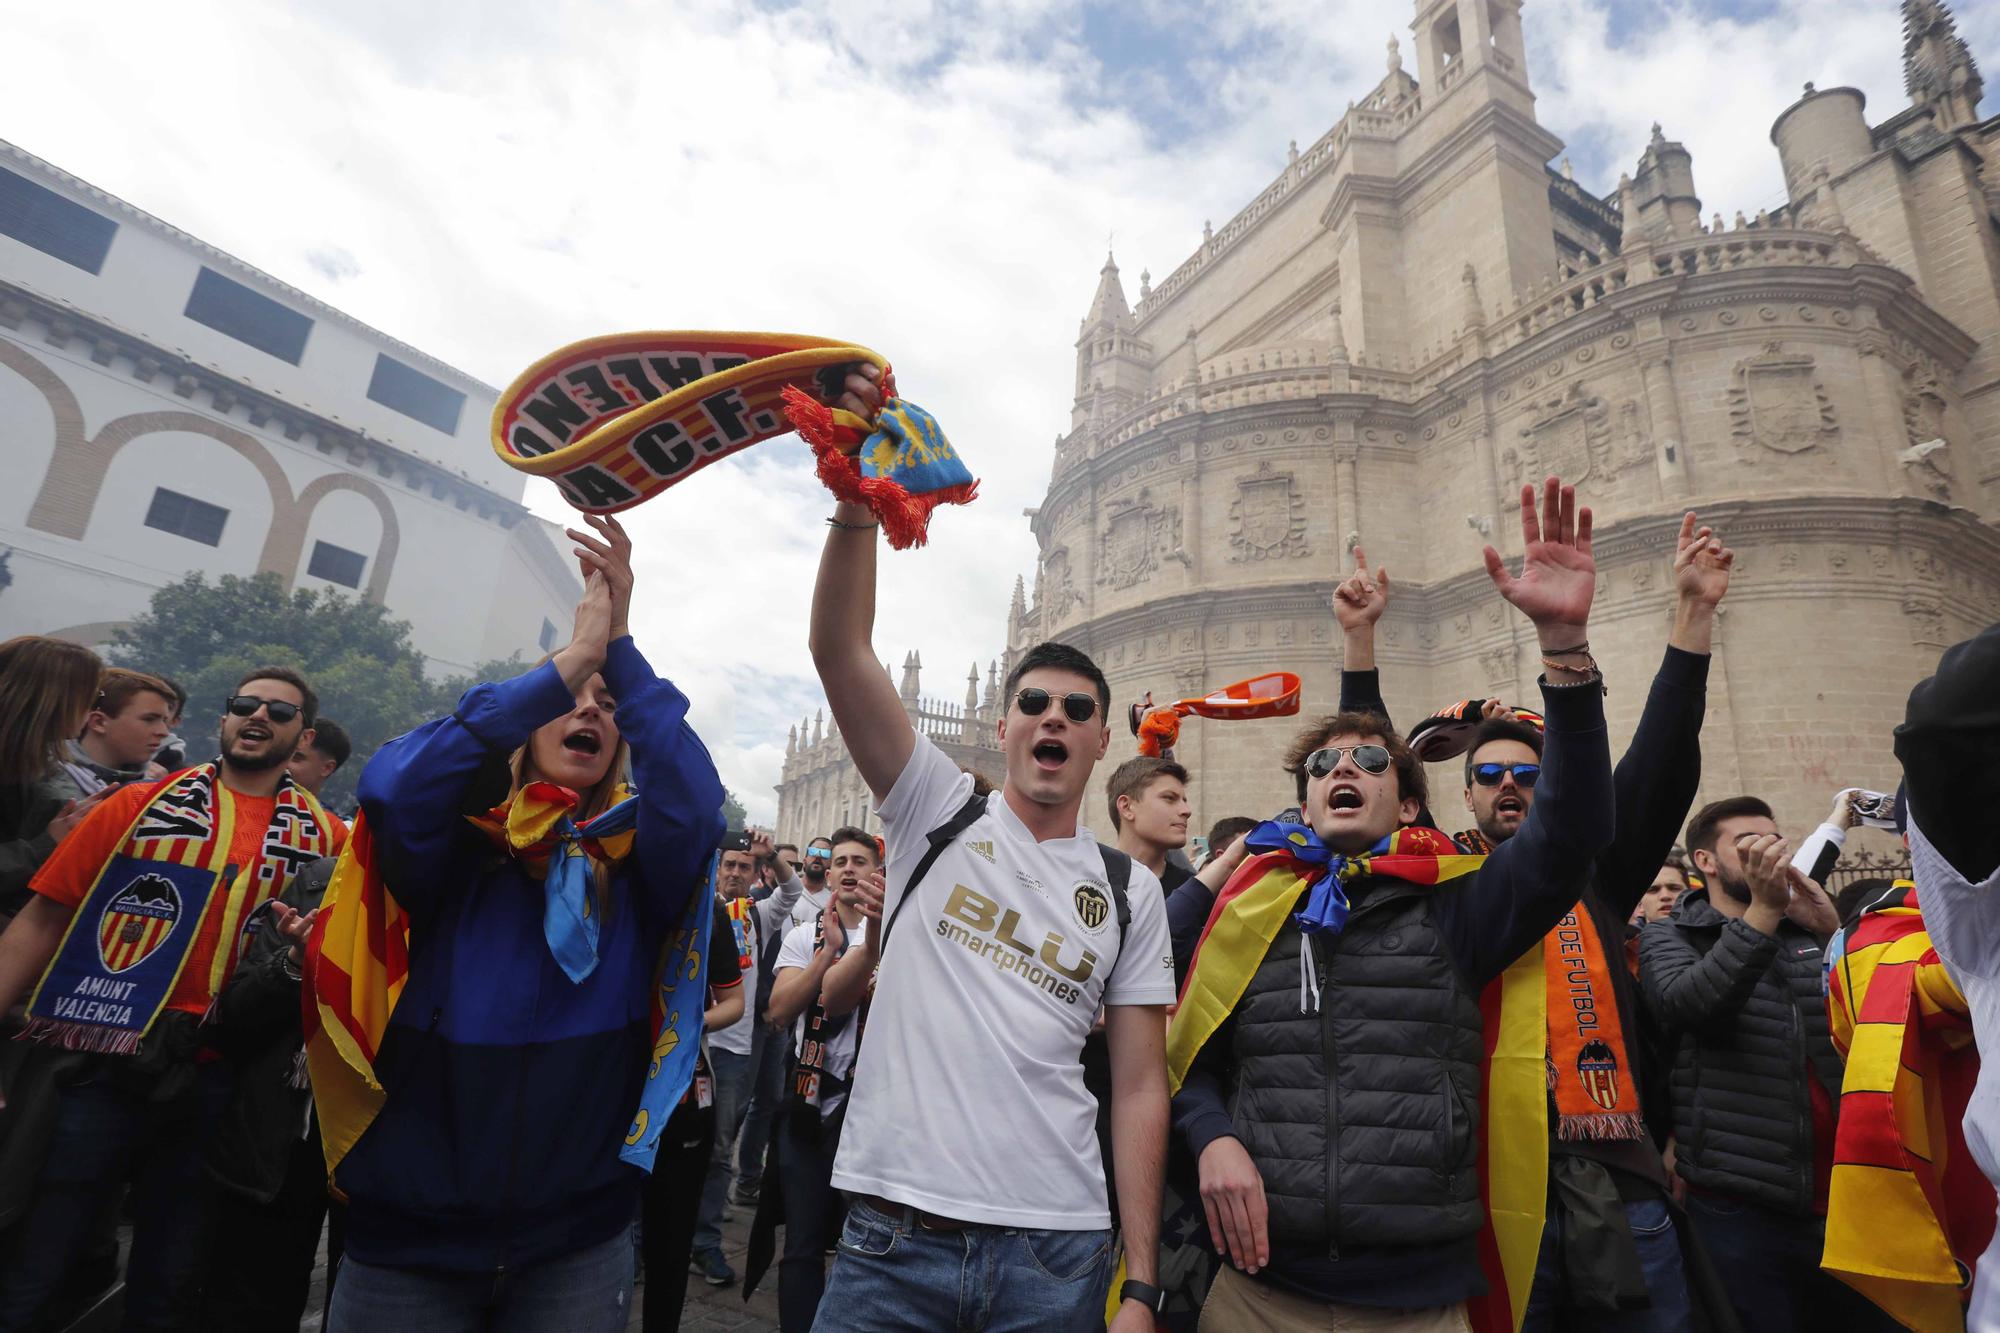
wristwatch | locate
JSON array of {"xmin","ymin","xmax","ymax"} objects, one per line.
[{"xmin": 1119, "ymin": 1278, "xmax": 1167, "ymax": 1312}]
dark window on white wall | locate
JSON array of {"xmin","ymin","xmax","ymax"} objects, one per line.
[
  {"xmin": 539, "ymin": 618, "xmax": 558, "ymax": 652},
  {"xmin": 143, "ymin": 488, "xmax": 229, "ymax": 546},
  {"xmin": 0, "ymin": 167, "xmax": 117, "ymax": 273},
  {"xmin": 367, "ymin": 354, "xmax": 466, "ymax": 435},
  {"xmin": 307, "ymin": 541, "xmax": 367, "ymax": 589},
  {"xmin": 183, "ymin": 267, "xmax": 313, "ymax": 364}
]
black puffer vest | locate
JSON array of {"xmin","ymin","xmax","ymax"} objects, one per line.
[{"xmin": 1227, "ymin": 879, "xmax": 1485, "ymax": 1250}]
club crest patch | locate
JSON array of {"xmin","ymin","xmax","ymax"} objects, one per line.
[
  {"xmin": 1577, "ymin": 1037, "xmax": 1622, "ymax": 1112},
  {"xmin": 96, "ymin": 873, "xmax": 183, "ymax": 975},
  {"xmin": 1073, "ymin": 883, "xmax": 1112, "ymax": 933}
]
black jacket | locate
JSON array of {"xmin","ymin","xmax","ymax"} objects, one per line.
[
  {"xmin": 202, "ymin": 857, "xmax": 335, "ymax": 1203},
  {"xmin": 1638, "ymin": 888, "xmax": 1841, "ymax": 1214},
  {"xmin": 1171, "ymin": 679, "xmax": 1611, "ymax": 1304}
]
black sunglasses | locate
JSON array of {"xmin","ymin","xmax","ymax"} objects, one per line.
[
  {"xmin": 1303, "ymin": 744, "xmax": 1392, "ymax": 778},
  {"xmin": 224, "ymin": 694, "xmax": 302, "ymax": 724},
  {"xmin": 1469, "ymin": 762, "xmax": 1541, "ymax": 788},
  {"xmin": 1015, "ymin": 688, "xmax": 1099, "ymax": 723}
]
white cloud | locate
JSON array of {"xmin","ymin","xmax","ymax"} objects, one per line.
[{"xmin": 5, "ymin": 0, "xmax": 1981, "ymax": 822}]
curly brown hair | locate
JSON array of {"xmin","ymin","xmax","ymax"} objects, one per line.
[{"xmin": 1282, "ymin": 711, "xmax": 1427, "ymax": 808}]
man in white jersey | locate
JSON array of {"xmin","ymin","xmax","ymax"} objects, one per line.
[{"xmin": 807, "ymin": 364, "xmax": 1173, "ymax": 1333}]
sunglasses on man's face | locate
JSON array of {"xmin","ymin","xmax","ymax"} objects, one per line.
[
  {"xmin": 224, "ymin": 695, "xmax": 302, "ymax": 724},
  {"xmin": 804, "ymin": 847, "xmax": 832, "ymax": 861},
  {"xmin": 1303, "ymin": 744, "xmax": 1392, "ymax": 778},
  {"xmin": 1014, "ymin": 688, "xmax": 1099, "ymax": 723},
  {"xmin": 1469, "ymin": 762, "xmax": 1541, "ymax": 789}
]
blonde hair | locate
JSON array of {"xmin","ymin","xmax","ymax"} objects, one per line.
[{"xmin": 0, "ymin": 636, "xmax": 103, "ymax": 788}]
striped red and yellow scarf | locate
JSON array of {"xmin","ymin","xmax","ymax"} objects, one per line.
[{"xmin": 1825, "ymin": 881, "xmax": 1991, "ymax": 1330}]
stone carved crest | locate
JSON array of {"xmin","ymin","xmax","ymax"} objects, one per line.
[
  {"xmin": 1900, "ymin": 366, "xmax": 1955, "ymax": 500},
  {"xmin": 1726, "ymin": 343, "xmax": 1838, "ymax": 454},
  {"xmin": 1505, "ymin": 382, "xmax": 1613, "ymax": 485},
  {"xmin": 1228, "ymin": 462, "xmax": 1310, "ymax": 563},
  {"xmin": 1097, "ymin": 490, "xmax": 1183, "ymax": 590},
  {"xmin": 1480, "ymin": 647, "xmax": 1515, "ymax": 686},
  {"xmin": 1039, "ymin": 546, "xmax": 1083, "ymax": 622}
]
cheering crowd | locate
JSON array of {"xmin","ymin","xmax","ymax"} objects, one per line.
[{"xmin": 0, "ymin": 448, "xmax": 1995, "ymax": 1330}]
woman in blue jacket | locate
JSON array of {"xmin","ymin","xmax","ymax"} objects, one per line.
[{"xmin": 328, "ymin": 515, "xmax": 725, "ymax": 1333}]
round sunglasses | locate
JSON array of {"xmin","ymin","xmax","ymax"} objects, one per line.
[
  {"xmin": 1014, "ymin": 688, "xmax": 1100, "ymax": 723},
  {"xmin": 1303, "ymin": 744, "xmax": 1392, "ymax": 778}
]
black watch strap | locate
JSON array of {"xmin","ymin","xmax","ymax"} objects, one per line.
[{"xmin": 1120, "ymin": 1278, "xmax": 1167, "ymax": 1312}]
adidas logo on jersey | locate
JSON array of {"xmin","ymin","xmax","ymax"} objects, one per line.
[{"xmin": 966, "ymin": 840, "xmax": 995, "ymax": 863}]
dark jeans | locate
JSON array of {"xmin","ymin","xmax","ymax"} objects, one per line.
[
  {"xmin": 692, "ymin": 1047, "xmax": 752, "ymax": 1257},
  {"xmin": 812, "ymin": 1198, "xmax": 1115, "ymax": 1333},
  {"xmin": 777, "ymin": 1115, "xmax": 845, "ymax": 1333},
  {"xmin": 639, "ymin": 1110, "xmax": 714, "ymax": 1333},
  {"xmin": 0, "ymin": 1059, "xmax": 231, "ymax": 1333},
  {"xmin": 735, "ymin": 1027, "xmax": 790, "ymax": 1194},
  {"xmin": 326, "ymin": 1224, "xmax": 635, "ymax": 1333},
  {"xmin": 1523, "ymin": 1194, "xmax": 1691, "ymax": 1332},
  {"xmin": 200, "ymin": 1134, "xmax": 332, "ymax": 1332},
  {"xmin": 1682, "ymin": 1192, "xmax": 1897, "ymax": 1333}
]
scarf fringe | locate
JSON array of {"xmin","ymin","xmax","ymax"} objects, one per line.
[
  {"xmin": 1554, "ymin": 1111, "xmax": 1647, "ymax": 1142},
  {"xmin": 784, "ymin": 384, "xmax": 979, "ymax": 551},
  {"xmin": 15, "ymin": 1016, "xmax": 143, "ymax": 1055}
]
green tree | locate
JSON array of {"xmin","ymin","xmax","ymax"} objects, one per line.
[
  {"xmin": 110, "ymin": 572, "xmax": 509, "ymax": 812},
  {"xmin": 721, "ymin": 789, "xmax": 748, "ymax": 830}
]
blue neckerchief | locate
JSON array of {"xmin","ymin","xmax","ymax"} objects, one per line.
[
  {"xmin": 543, "ymin": 796, "xmax": 641, "ymax": 984},
  {"xmin": 619, "ymin": 849, "xmax": 719, "ymax": 1173},
  {"xmin": 1242, "ymin": 821, "xmax": 1393, "ymax": 937}
]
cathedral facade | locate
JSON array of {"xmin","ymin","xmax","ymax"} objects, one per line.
[{"xmin": 778, "ymin": 0, "xmax": 2000, "ymax": 847}]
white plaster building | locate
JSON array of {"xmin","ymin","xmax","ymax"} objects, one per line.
[{"xmin": 0, "ymin": 139, "xmax": 579, "ymax": 675}]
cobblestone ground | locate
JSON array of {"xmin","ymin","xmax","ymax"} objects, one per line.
[{"xmin": 81, "ymin": 1205, "xmax": 783, "ymax": 1333}]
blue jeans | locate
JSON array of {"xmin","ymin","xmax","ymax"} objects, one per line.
[
  {"xmin": 326, "ymin": 1224, "xmax": 636, "ymax": 1333},
  {"xmin": 1682, "ymin": 1192, "xmax": 1897, "ymax": 1333},
  {"xmin": 811, "ymin": 1199, "xmax": 1115, "ymax": 1332},
  {"xmin": 0, "ymin": 1059, "xmax": 231, "ymax": 1333},
  {"xmin": 691, "ymin": 1045, "xmax": 752, "ymax": 1256},
  {"xmin": 1522, "ymin": 1195, "xmax": 1691, "ymax": 1332},
  {"xmin": 736, "ymin": 1025, "xmax": 790, "ymax": 1193}
]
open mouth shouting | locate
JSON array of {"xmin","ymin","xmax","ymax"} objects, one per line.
[
  {"xmin": 236, "ymin": 722, "xmax": 274, "ymax": 747},
  {"xmin": 1031, "ymin": 737, "xmax": 1070, "ymax": 774},
  {"xmin": 1325, "ymin": 783, "xmax": 1365, "ymax": 814},
  {"xmin": 1493, "ymin": 792, "xmax": 1527, "ymax": 820},
  {"xmin": 561, "ymin": 726, "xmax": 604, "ymax": 758}
]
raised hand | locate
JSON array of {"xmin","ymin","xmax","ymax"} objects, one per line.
[
  {"xmin": 818, "ymin": 904, "xmax": 848, "ymax": 958},
  {"xmin": 842, "ymin": 870, "xmax": 887, "ymax": 931},
  {"xmin": 269, "ymin": 901, "xmax": 320, "ymax": 964},
  {"xmin": 553, "ymin": 572, "xmax": 613, "ymax": 692},
  {"xmin": 835, "ymin": 364, "xmax": 883, "ymax": 418},
  {"xmin": 1673, "ymin": 511, "xmax": 1733, "ymax": 610},
  {"xmin": 1332, "ymin": 545, "xmax": 1390, "ymax": 633},
  {"xmin": 565, "ymin": 514, "xmax": 634, "ymax": 641},
  {"xmin": 1482, "ymin": 476, "xmax": 1595, "ymax": 649},
  {"xmin": 748, "ymin": 827, "xmax": 777, "ymax": 863}
]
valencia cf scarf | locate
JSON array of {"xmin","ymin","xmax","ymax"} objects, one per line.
[
  {"xmin": 491, "ymin": 332, "xmax": 976, "ymax": 550},
  {"xmin": 1824, "ymin": 880, "xmax": 1991, "ymax": 1331},
  {"xmin": 23, "ymin": 764, "xmax": 333, "ymax": 1054},
  {"xmin": 790, "ymin": 912, "xmax": 862, "ymax": 1129},
  {"xmin": 1453, "ymin": 830, "xmax": 1645, "ymax": 1146},
  {"xmin": 1127, "ymin": 672, "xmax": 1302, "ymax": 761}
]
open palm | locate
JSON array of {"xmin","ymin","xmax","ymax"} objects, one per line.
[{"xmin": 1482, "ymin": 477, "xmax": 1595, "ymax": 634}]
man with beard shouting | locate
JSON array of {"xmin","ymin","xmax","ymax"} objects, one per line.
[{"xmin": 0, "ymin": 666, "xmax": 345, "ymax": 1330}]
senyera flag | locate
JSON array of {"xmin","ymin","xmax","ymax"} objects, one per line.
[
  {"xmin": 491, "ymin": 331, "xmax": 976, "ymax": 549},
  {"xmin": 1128, "ymin": 672, "xmax": 1302, "ymax": 758}
]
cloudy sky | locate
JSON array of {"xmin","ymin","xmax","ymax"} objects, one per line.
[{"xmin": 7, "ymin": 0, "xmax": 1990, "ymax": 821}]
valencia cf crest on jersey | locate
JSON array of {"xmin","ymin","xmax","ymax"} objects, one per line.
[
  {"xmin": 96, "ymin": 873, "xmax": 183, "ymax": 975},
  {"xmin": 1073, "ymin": 883, "xmax": 1111, "ymax": 932},
  {"xmin": 1577, "ymin": 1037, "xmax": 1622, "ymax": 1112}
]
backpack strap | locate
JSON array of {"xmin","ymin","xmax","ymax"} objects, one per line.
[
  {"xmin": 880, "ymin": 792, "xmax": 988, "ymax": 955},
  {"xmin": 1095, "ymin": 845, "xmax": 1133, "ymax": 970}
]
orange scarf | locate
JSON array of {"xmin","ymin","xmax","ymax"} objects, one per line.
[{"xmin": 1456, "ymin": 830, "xmax": 1644, "ymax": 1143}]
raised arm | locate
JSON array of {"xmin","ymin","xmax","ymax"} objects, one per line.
[
  {"xmin": 767, "ymin": 912, "xmax": 846, "ymax": 1030},
  {"xmin": 1332, "ymin": 544, "xmax": 1390, "ymax": 712},
  {"xmin": 1437, "ymin": 477, "xmax": 1613, "ymax": 983},
  {"xmin": 1640, "ymin": 835, "xmax": 1793, "ymax": 1031},
  {"xmin": 806, "ymin": 367, "xmax": 915, "ymax": 803},
  {"xmin": 820, "ymin": 871, "xmax": 883, "ymax": 1020},
  {"xmin": 749, "ymin": 828, "xmax": 804, "ymax": 943},
  {"xmin": 1598, "ymin": 513, "xmax": 1728, "ymax": 916},
  {"xmin": 568, "ymin": 515, "xmax": 725, "ymax": 932}
]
